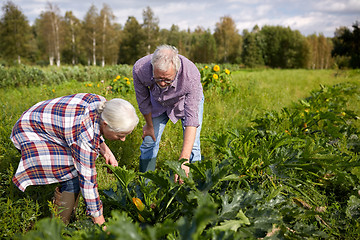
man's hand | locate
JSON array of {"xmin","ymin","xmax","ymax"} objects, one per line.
[
  {"xmin": 174, "ymin": 160, "xmax": 189, "ymax": 184},
  {"xmin": 142, "ymin": 123, "xmax": 156, "ymax": 141}
]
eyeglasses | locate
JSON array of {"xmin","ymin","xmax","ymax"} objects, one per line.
[{"xmin": 151, "ymin": 77, "xmax": 175, "ymax": 84}]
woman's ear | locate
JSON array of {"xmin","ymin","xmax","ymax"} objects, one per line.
[{"xmin": 103, "ymin": 121, "xmax": 108, "ymax": 126}]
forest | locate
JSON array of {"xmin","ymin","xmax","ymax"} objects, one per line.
[{"xmin": 0, "ymin": 1, "xmax": 359, "ymax": 69}]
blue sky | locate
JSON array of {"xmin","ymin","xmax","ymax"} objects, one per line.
[{"xmin": 7, "ymin": 0, "xmax": 360, "ymax": 37}]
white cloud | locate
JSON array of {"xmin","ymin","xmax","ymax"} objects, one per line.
[
  {"xmin": 256, "ymin": 5, "xmax": 273, "ymax": 17},
  {"xmin": 7, "ymin": 0, "xmax": 359, "ymax": 37}
]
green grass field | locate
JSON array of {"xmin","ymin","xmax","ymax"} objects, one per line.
[{"xmin": 0, "ymin": 68, "xmax": 359, "ymax": 238}]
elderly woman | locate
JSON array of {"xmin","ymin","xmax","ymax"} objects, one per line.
[{"xmin": 10, "ymin": 93, "xmax": 139, "ymax": 226}]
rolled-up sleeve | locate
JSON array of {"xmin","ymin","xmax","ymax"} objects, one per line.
[
  {"xmin": 133, "ymin": 69, "xmax": 152, "ymax": 116},
  {"xmin": 183, "ymin": 65, "xmax": 203, "ymax": 127}
]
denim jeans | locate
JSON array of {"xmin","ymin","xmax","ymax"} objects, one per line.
[
  {"xmin": 60, "ymin": 176, "xmax": 80, "ymax": 193},
  {"xmin": 139, "ymin": 96, "xmax": 204, "ymax": 172}
]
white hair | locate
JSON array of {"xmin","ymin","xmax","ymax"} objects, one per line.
[
  {"xmin": 98, "ymin": 98, "xmax": 139, "ymax": 133},
  {"xmin": 151, "ymin": 44, "xmax": 181, "ymax": 72}
]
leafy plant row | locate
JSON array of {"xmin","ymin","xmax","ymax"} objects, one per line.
[
  {"xmin": 16, "ymin": 82, "xmax": 360, "ymax": 239},
  {"xmin": 0, "ymin": 65, "xmax": 133, "ymax": 88}
]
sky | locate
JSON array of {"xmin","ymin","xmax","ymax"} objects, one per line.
[{"xmin": 7, "ymin": 0, "xmax": 360, "ymax": 37}]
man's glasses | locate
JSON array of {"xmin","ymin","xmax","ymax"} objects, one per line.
[{"xmin": 152, "ymin": 77, "xmax": 175, "ymax": 84}]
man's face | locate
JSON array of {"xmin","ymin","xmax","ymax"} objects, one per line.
[{"xmin": 153, "ymin": 66, "xmax": 176, "ymax": 88}]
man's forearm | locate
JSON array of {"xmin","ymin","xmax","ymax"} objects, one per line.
[
  {"xmin": 180, "ymin": 126, "xmax": 197, "ymax": 160},
  {"xmin": 143, "ymin": 113, "xmax": 153, "ymax": 127}
]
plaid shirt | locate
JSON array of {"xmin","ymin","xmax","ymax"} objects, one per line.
[{"xmin": 11, "ymin": 93, "xmax": 106, "ymax": 217}]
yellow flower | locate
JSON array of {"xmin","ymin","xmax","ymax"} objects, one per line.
[
  {"xmin": 116, "ymin": 75, "xmax": 121, "ymax": 80},
  {"xmin": 205, "ymin": 66, "xmax": 208, "ymax": 69},
  {"xmin": 126, "ymin": 80, "xmax": 130, "ymax": 85},
  {"xmin": 113, "ymin": 79, "xmax": 117, "ymax": 82},
  {"xmin": 88, "ymin": 83, "xmax": 93, "ymax": 87},
  {"xmin": 225, "ymin": 69, "xmax": 230, "ymax": 75},
  {"xmin": 52, "ymin": 89, "xmax": 55, "ymax": 93},
  {"xmin": 124, "ymin": 77, "xmax": 129, "ymax": 81},
  {"xmin": 97, "ymin": 84, "xmax": 100, "ymax": 87},
  {"xmin": 213, "ymin": 65, "xmax": 220, "ymax": 72},
  {"xmin": 304, "ymin": 108, "xmax": 309, "ymax": 113},
  {"xmin": 213, "ymin": 74, "xmax": 219, "ymax": 80},
  {"xmin": 138, "ymin": 213, "xmax": 145, "ymax": 222},
  {"xmin": 132, "ymin": 197, "xmax": 145, "ymax": 211}
]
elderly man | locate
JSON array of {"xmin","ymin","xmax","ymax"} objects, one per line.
[{"xmin": 133, "ymin": 45, "xmax": 204, "ymax": 181}]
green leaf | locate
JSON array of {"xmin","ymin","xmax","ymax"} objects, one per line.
[
  {"xmin": 164, "ymin": 160, "xmax": 190, "ymax": 183},
  {"xmin": 106, "ymin": 211, "xmax": 143, "ymax": 239},
  {"xmin": 105, "ymin": 165, "xmax": 136, "ymax": 189},
  {"xmin": 213, "ymin": 218, "xmax": 249, "ymax": 232},
  {"xmin": 139, "ymin": 170, "xmax": 174, "ymax": 189},
  {"xmin": 21, "ymin": 218, "xmax": 64, "ymax": 240},
  {"xmin": 346, "ymin": 195, "xmax": 360, "ymax": 220}
]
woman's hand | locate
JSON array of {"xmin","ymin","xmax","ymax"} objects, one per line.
[
  {"xmin": 105, "ymin": 154, "xmax": 118, "ymax": 167},
  {"xmin": 100, "ymin": 142, "xmax": 118, "ymax": 173},
  {"xmin": 92, "ymin": 215, "xmax": 106, "ymax": 230}
]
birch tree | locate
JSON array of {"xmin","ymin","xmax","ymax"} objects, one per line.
[
  {"xmin": 142, "ymin": 6, "xmax": 159, "ymax": 55},
  {"xmin": 99, "ymin": 4, "xmax": 118, "ymax": 67},
  {"xmin": 63, "ymin": 11, "xmax": 83, "ymax": 65},
  {"xmin": 46, "ymin": 3, "xmax": 62, "ymax": 66},
  {"xmin": 83, "ymin": 4, "xmax": 99, "ymax": 66}
]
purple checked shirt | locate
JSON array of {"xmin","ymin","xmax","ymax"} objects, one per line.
[{"xmin": 133, "ymin": 54, "xmax": 203, "ymax": 127}]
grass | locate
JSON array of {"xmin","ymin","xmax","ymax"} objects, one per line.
[{"xmin": 0, "ymin": 68, "xmax": 359, "ymax": 238}]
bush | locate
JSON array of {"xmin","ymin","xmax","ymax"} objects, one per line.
[{"xmin": 199, "ymin": 64, "xmax": 233, "ymax": 93}]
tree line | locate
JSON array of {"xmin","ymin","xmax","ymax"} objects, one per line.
[{"xmin": 0, "ymin": 1, "xmax": 359, "ymax": 69}]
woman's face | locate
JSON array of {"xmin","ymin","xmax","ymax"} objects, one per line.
[{"xmin": 101, "ymin": 121, "xmax": 132, "ymax": 141}]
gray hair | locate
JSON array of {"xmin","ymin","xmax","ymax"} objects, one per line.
[
  {"xmin": 151, "ymin": 44, "xmax": 181, "ymax": 72},
  {"xmin": 98, "ymin": 98, "xmax": 139, "ymax": 133}
]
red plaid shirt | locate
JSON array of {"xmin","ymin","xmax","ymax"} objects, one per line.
[{"xmin": 11, "ymin": 93, "xmax": 106, "ymax": 217}]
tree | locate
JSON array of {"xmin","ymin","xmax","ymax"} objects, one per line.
[
  {"xmin": 118, "ymin": 16, "xmax": 145, "ymax": 64},
  {"xmin": 260, "ymin": 25, "xmax": 310, "ymax": 68},
  {"xmin": 241, "ymin": 28, "xmax": 264, "ymax": 68},
  {"xmin": 99, "ymin": 4, "xmax": 119, "ymax": 66},
  {"xmin": 62, "ymin": 11, "xmax": 83, "ymax": 65},
  {"xmin": 0, "ymin": 1, "xmax": 32, "ymax": 64},
  {"xmin": 214, "ymin": 16, "xmax": 242, "ymax": 63},
  {"xmin": 332, "ymin": 21, "xmax": 360, "ymax": 68},
  {"xmin": 142, "ymin": 6, "xmax": 159, "ymax": 55},
  {"xmin": 159, "ymin": 24, "xmax": 192, "ymax": 58},
  {"xmin": 35, "ymin": 3, "xmax": 63, "ymax": 66},
  {"xmin": 189, "ymin": 27, "xmax": 216, "ymax": 63},
  {"xmin": 47, "ymin": 3, "xmax": 62, "ymax": 66},
  {"xmin": 83, "ymin": 4, "xmax": 99, "ymax": 66},
  {"xmin": 307, "ymin": 34, "xmax": 333, "ymax": 69}
]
